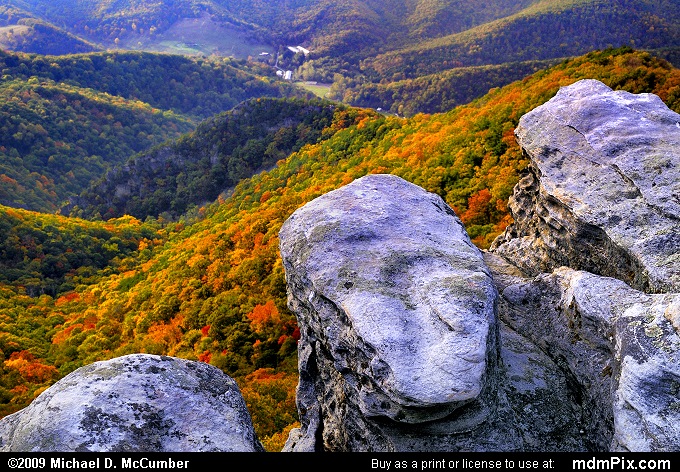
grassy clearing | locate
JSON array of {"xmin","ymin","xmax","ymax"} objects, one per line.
[
  {"xmin": 121, "ymin": 14, "xmax": 272, "ymax": 59},
  {"xmin": 297, "ymin": 82, "xmax": 332, "ymax": 99},
  {"xmin": 0, "ymin": 25, "xmax": 31, "ymax": 35},
  {"xmin": 0, "ymin": 24, "xmax": 31, "ymax": 44}
]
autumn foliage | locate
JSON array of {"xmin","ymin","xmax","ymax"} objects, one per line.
[
  {"xmin": 1, "ymin": 48, "xmax": 679, "ymax": 449},
  {"xmin": 4, "ymin": 351, "xmax": 59, "ymax": 383}
]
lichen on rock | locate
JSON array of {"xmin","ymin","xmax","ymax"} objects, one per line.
[
  {"xmin": 492, "ymin": 79, "xmax": 680, "ymax": 293},
  {"xmin": 0, "ymin": 354, "xmax": 264, "ymax": 452},
  {"xmin": 279, "ymin": 173, "xmax": 506, "ymax": 451}
]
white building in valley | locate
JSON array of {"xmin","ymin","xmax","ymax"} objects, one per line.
[{"xmin": 287, "ymin": 46, "xmax": 310, "ymax": 56}]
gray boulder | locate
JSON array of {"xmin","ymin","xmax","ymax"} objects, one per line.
[
  {"xmin": 490, "ymin": 79, "xmax": 680, "ymax": 451},
  {"xmin": 279, "ymin": 173, "xmax": 586, "ymax": 451},
  {"xmin": 0, "ymin": 354, "xmax": 264, "ymax": 452},
  {"xmin": 279, "ymin": 174, "xmax": 500, "ymax": 451},
  {"xmin": 491, "ymin": 79, "xmax": 680, "ymax": 293},
  {"xmin": 495, "ymin": 265, "xmax": 680, "ymax": 451}
]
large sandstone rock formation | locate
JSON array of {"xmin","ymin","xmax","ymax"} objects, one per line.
[
  {"xmin": 278, "ymin": 174, "xmax": 499, "ymax": 450},
  {"xmin": 279, "ymin": 174, "xmax": 586, "ymax": 452},
  {"xmin": 280, "ymin": 80, "xmax": 680, "ymax": 452},
  {"xmin": 491, "ymin": 79, "xmax": 680, "ymax": 293},
  {"xmin": 0, "ymin": 354, "xmax": 264, "ymax": 452},
  {"xmin": 490, "ymin": 79, "xmax": 680, "ymax": 451}
]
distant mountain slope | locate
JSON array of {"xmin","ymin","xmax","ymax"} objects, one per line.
[
  {"xmin": 0, "ymin": 207, "xmax": 158, "ymax": 297},
  {"xmin": 405, "ymin": 0, "xmax": 539, "ymax": 40},
  {"xmin": 10, "ymin": 1, "xmax": 679, "ymax": 72},
  {"xmin": 362, "ymin": 0, "xmax": 680, "ymax": 79},
  {"xmin": 69, "ymin": 98, "xmax": 343, "ymax": 220},
  {"xmin": 222, "ymin": 0, "xmax": 536, "ymax": 56},
  {"xmin": 0, "ymin": 50, "xmax": 298, "ymax": 120},
  {"xmin": 4, "ymin": 1, "xmax": 679, "ymax": 116},
  {"xmin": 3, "ymin": 0, "xmax": 198, "ymax": 40},
  {"xmin": 0, "ymin": 6, "xmax": 100, "ymax": 55},
  {"xmin": 0, "ymin": 50, "xmax": 307, "ymax": 212},
  {"xmin": 5, "ymin": 0, "xmax": 407, "ymax": 59},
  {"xmin": 0, "ymin": 77, "xmax": 193, "ymax": 212},
  {"xmin": 12, "ymin": 0, "xmax": 544, "ymax": 55},
  {"xmin": 331, "ymin": 58, "xmax": 563, "ymax": 115},
  {"xmin": 1, "ymin": 1, "xmax": 268, "ymax": 57}
]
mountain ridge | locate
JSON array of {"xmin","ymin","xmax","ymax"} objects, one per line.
[
  {"xmin": 3, "ymin": 1, "xmax": 679, "ymax": 99},
  {"xmin": 67, "ymin": 97, "xmax": 345, "ymax": 220},
  {"xmin": 0, "ymin": 49, "xmax": 307, "ymax": 212}
]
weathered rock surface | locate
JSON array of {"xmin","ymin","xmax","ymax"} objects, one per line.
[
  {"xmin": 279, "ymin": 174, "xmax": 499, "ymax": 450},
  {"xmin": 491, "ymin": 79, "xmax": 680, "ymax": 293},
  {"xmin": 489, "ymin": 258, "xmax": 680, "ymax": 451},
  {"xmin": 0, "ymin": 354, "xmax": 264, "ymax": 452},
  {"xmin": 282, "ymin": 80, "xmax": 680, "ymax": 452},
  {"xmin": 490, "ymin": 79, "xmax": 680, "ymax": 451},
  {"xmin": 279, "ymin": 173, "xmax": 585, "ymax": 451}
]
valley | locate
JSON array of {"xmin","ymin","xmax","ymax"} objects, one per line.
[
  {"xmin": 3, "ymin": 1, "xmax": 679, "ymax": 114},
  {"xmin": 0, "ymin": 0, "xmax": 679, "ymax": 452}
]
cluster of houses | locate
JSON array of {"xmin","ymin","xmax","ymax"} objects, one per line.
[
  {"xmin": 259, "ymin": 45, "xmax": 311, "ymax": 81},
  {"xmin": 277, "ymin": 70, "xmax": 294, "ymax": 80}
]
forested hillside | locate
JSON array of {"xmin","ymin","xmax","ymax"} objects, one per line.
[
  {"xmin": 0, "ymin": 5, "xmax": 100, "ymax": 55},
  {"xmin": 3, "ymin": 1, "xmax": 568, "ymax": 56},
  {"xmin": 362, "ymin": 0, "xmax": 680, "ymax": 79},
  {"xmin": 0, "ymin": 50, "xmax": 297, "ymax": 120},
  {"xmin": 1, "ymin": 48, "xmax": 678, "ymax": 451},
  {"xmin": 330, "ymin": 58, "xmax": 562, "ymax": 115},
  {"xmin": 70, "ymin": 98, "xmax": 345, "ymax": 220},
  {"xmin": 0, "ymin": 50, "xmax": 307, "ymax": 212},
  {"xmin": 0, "ymin": 209, "xmax": 160, "ymax": 298}
]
